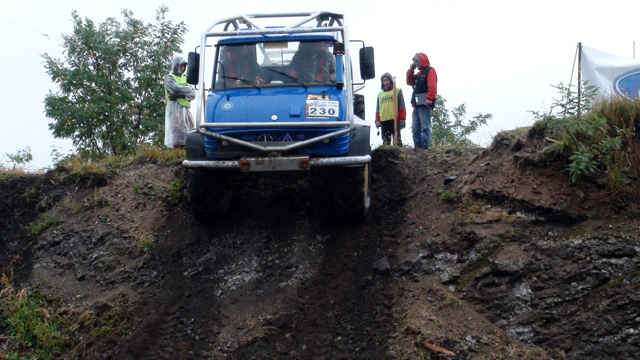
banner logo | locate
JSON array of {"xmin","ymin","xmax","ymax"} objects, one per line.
[{"xmin": 614, "ymin": 69, "xmax": 640, "ymax": 98}]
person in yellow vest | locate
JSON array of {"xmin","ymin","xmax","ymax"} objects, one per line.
[
  {"xmin": 164, "ymin": 56, "xmax": 196, "ymax": 149},
  {"xmin": 375, "ymin": 72, "xmax": 406, "ymax": 146}
]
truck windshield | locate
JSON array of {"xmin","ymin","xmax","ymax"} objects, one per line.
[{"xmin": 214, "ymin": 40, "xmax": 337, "ymax": 90}]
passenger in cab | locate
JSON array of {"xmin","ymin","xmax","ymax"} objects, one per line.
[{"xmin": 288, "ymin": 41, "xmax": 336, "ymax": 84}]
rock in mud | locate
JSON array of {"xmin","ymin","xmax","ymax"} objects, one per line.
[{"xmin": 373, "ymin": 257, "xmax": 391, "ymax": 275}]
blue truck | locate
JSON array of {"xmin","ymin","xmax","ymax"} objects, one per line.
[{"xmin": 182, "ymin": 12, "xmax": 375, "ymax": 221}]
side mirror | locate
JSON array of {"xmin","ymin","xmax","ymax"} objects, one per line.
[
  {"xmin": 186, "ymin": 52, "xmax": 200, "ymax": 85},
  {"xmin": 359, "ymin": 47, "xmax": 375, "ymax": 80}
]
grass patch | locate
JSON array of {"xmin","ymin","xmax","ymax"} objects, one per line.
[
  {"xmin": 81, "ymin": 194, "xmax": 111, "ymax": 210},
  {"xmin": 433, "ymin": 289, "xmax": 460, "ymax": 310},
  {"xmin": 137, "ymin": 228, "xmax": 156, "ymax": 254},
  {"xmin": 25, "ymin": 214, "xmax": 63, "ymax": 237},
  {"xmin": 438, "ymin": 189, "xmax": 457, "ymax": 202},
  {"xmin": 76, "ymin": 303, "xmax": 128, "ymax": 339},
  {"xmin": 0, "ymin": 169, "xmax": 27, "ymax": 185},
  {"xmin": 54, "ymin": 145, "xmax": 184, "ymax": 186},
  {"xmin": 491, "ymin": 127, "xmax": 531, "ymax": 148},
  {"xmin": 92, "ymin": 325, "xmax": 115, "ymax": 337},
  {"xmin": 134, "ymin": 144, "xmax": 185, "ymax": 164},
  {"xmin": 0, "ymin": 277, "xmax": 71, "ymax": 359},
  {"xmin": 168, "ymin": 178, "xmax": 183, "ymax": 201}
]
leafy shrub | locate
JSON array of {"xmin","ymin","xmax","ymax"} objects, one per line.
[
  {"xmin": 5, "ymin": 148, "xmax": 33, "ymax": 168},
  {"xmin": 1, "ymin": 148, "xmax": 33, "ymax": 172},
  {"xmin": 567, "ymin": 151, "xmax": 598, "ymax": 183},
  {"xmin": 431, "ymin": 95, "xmax": 493, "ymax": 149},
  {"xmin": 532, "ymin": 81, "xmax": 640, "ymax": 188}
]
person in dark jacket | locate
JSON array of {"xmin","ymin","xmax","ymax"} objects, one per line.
[
  {"xmin": 375, "ymin": 72, "xmax": 406, "ymax": 146},
  {"xmin": 406, "ymin": 53, "xmax": 438, "ymax": 149}
]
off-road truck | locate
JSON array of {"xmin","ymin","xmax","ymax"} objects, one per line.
[{"xmin": 182, "ymin": 12, "xmax": 375, "ymax": 221}]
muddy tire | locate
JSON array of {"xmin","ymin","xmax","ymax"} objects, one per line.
[
  {"xmin": 334, "ymin": 164, "xmax": 371, "ymax": 221},
  {"xmin": 354, "ymin": 94, "xmax": 365, "ymax": 120},
  {"xmin": 187, "ymin": 169, "xmax": 232, "ymax": 221}
]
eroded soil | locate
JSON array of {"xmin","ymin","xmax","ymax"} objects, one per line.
[{"xmin": 1, "ymin": 141, "xmax": 639, "ymax": 359}]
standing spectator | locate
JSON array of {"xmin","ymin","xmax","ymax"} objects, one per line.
[
  {"xmin": 375, "ymin": 72, "xmax": 406, "ymax": 146},
  {"xmin": 164, "ymin": 56, "xmax": 196, "ymax": 149},
  {"xmin": 406, "ymin": 53, "xmax": 438, "ymax": 149}
]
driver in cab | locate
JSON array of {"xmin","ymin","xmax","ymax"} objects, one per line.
[
  {"xmin": 217, "ymin": 45, "xmax": 266, "ymax": 87},
  {"xmin": 288, "ymin": 41, "xmax": 336, "ymax": 84}
]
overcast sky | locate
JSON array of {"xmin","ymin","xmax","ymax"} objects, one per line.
[{"xmin": 1, "ymin": 0, "xmax": 638, "ymax": 169}]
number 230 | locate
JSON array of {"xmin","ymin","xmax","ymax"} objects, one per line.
[{"xmin": 309, "ymin": 108, "xmax": 335, "ymax": 116}]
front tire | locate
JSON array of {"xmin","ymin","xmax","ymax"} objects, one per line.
[
  {"xmin": 334, "ymin": 164, "xmax": 371, "ymax": 221},
  {"xmin": 187, "ymin": 169, "xmax": 232, "ymax": 221}
]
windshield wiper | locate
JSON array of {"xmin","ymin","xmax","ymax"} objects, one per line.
[
  {"xmin": 267, "ymin": 69, "xmax": 308, "ymax": 89},
  {"xmin": 220, "ymin": 76, "xmax": 262, "ymax": 90}
]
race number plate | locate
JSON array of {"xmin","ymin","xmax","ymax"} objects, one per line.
[{"xmin": 305, "ymin": 99, "xmax": 339, "ymax": 119}]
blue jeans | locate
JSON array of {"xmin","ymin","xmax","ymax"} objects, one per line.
[{"xmin": 412, "ymin": 106, "xmax": 432, "ymax": 149}]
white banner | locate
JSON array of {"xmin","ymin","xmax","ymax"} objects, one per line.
[{"xmin": 581, "ymin": 46, "xmax": 640, "ymax": 98}]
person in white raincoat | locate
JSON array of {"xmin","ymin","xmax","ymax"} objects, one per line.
[{"xmin": 164, "ymin": 56, "xmax": 197, "ymax": 148}]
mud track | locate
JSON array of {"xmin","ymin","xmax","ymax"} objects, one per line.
[{"xmin": 103, "ymin": 150, "xmax": 409, "ymax": 359}]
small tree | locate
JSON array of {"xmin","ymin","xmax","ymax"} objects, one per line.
[
  {"xmin": 1, "ymin": 147, "xmax": 33, "ymax": 170},
  {"xmin": 43, "ymin": 6, "xmax": 187, "ymax": 157},
  {"xmin": 430, "ymin": 95, "xmax": 492, "ymax": 148},
  {"xmin": 550, "ymin": 80, "xmax": 598, "ymax": 118}
]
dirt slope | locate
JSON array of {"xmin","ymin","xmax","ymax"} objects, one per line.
[{"xmin": 1, "ymin": 142, "xmax": 639, "ymax": 359}]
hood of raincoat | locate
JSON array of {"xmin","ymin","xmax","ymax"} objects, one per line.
[
  {"xmin": 380, "ymin": 72, "xmax": 393, "ymax": 91},
  {"xmin": 412, "ymin": 53, "xmax": 430, "ymax": 69},
  {"xmin": 171, "ymin": 56, "xmax": 188, "ymax": 76}
]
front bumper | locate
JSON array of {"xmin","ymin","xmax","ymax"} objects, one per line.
[{"xmin": 182, "ymin": 155, "xmax": 371, "ymax": 172}]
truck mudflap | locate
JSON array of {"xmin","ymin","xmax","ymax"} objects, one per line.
[{"xmin": 182, "ymin": 155, "xmax": 371, "ymax": 172}]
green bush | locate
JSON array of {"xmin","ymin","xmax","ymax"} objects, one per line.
[
  {"xmin": 431, "ymin": 95, "xmax": 493, "ymax": 149},
  {"xmin": 532, "ymin": 81, "xmax": 640, "ymax": 188}
]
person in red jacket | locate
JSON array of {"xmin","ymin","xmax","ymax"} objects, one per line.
[
  {"xmin": 406, "ymin": 53, "xmax": 438, "ymax": 149},
  {"xmin": 375, "ymin": 72, "xmax": 406, "ymax": 146}
]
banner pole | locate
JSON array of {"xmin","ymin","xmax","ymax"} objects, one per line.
[
  {"xmin": 577, "ymin": 42, "xmax": 582, "ymax": 118},
  {"xmin": 567, "ymin": 44, "xmax": 579, "ymax": 111}
]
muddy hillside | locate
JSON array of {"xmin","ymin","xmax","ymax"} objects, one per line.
[{"xmin": 1, "ymin": 139, "xmax": 639, "ymax": 359}]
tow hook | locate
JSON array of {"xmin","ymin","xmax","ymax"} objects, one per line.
[
  {"xmin": 240, "ymin": 159, "xmax": 251, "ymax": 171},
  {"xmin": 299, "ymin": 158, "xmax": 310, "ymax": 170}
]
